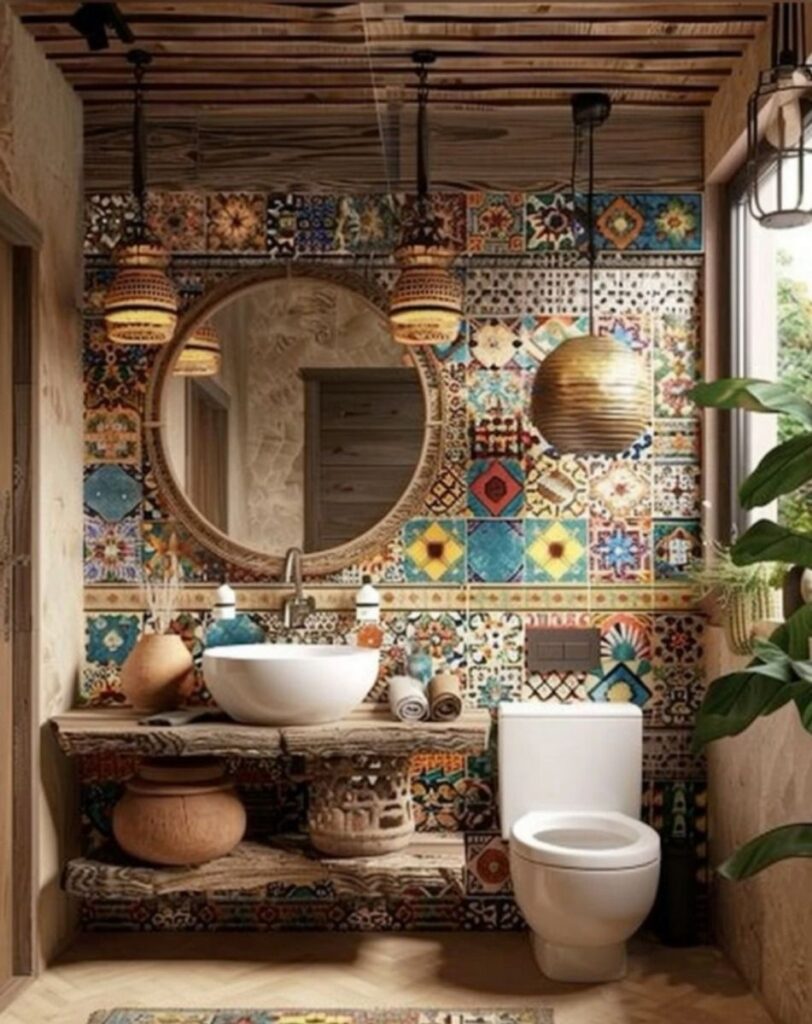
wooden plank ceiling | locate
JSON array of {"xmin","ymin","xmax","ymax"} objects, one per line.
[{"xmin": 11, "ymin": 1, "xmax": 773, "ymax": 192}]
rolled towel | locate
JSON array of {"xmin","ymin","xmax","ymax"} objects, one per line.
[
  {"xmin": 429, "ymin": 671, "xmax": 463, "ymax": 722},
  {"xmin": 388, "ymin": 674, "xmax": 429, "ymax": 722}
]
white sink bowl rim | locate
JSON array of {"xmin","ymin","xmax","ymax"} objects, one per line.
[{"xmin": 202, "ymin": 643, "xmax": 380, "ymax": 725}]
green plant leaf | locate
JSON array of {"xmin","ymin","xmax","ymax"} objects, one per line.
[
  {"xmin": 768, "ymin": 605, "xmax": 812, "ymax": 659},
  {"xmin": 692, "ymin": 668, "xmax": 796, "ymax": 752},
  {"xmin": 732, "ymin": 520, "xmax": 812, "ymax": 568},
  {"xmin": 739, "ymin": 434, "xmax": 812, "ymax": 508},
  {"xmin": 690, "ymin": 378, "xmax": 812, "ymax": 427},
  {"xmin": 751, "ymin": 638, "xmax": 790, "ymax": 663},
  {"xmin": 718, "ymin": 823, "xmax": 812, "ymax": 880}
]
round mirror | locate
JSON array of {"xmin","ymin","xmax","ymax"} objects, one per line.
[{"xmin": 146, "ymin": 267, "xmax": 444, "ymax": 577}]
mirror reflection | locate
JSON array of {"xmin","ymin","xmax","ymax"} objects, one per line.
[{"xmin": 164, "ymin": 276, "xmax": 425, "ymax": 557}]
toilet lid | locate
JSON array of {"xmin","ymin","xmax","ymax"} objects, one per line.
[{"xmin": 511, "ymin": 811, "xmax": 660, "ymax": 870}]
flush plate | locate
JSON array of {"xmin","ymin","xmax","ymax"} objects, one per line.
[{"xmin": 526, "ymin": 626, "xmax": 601, "ymax": 673}]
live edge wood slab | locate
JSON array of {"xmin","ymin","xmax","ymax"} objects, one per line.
[
  {"xmin": 50, "ymin": 706, "xmax": 492, "ymax": 760},
  {"xmin": 63, "ymin": 835, "xmax": 466, "ymax": 901}
]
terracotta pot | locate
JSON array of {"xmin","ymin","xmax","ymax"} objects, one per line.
[
  {"xmin": 112, "ymin": 757, "xmax": 246, "ymax": 866},
  {"xmin": 119, "ymin": 633, "xmax": 194, "ymax": 712}
]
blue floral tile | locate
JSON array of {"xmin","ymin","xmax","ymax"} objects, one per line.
[
  {"xmin": 467, "ymin": 459, "xmax": 524, "ymax": 518},
  {"xmin": 84, "ymin": 513, "xmax": 142, "ymax": 583},
  {"xmin": 85, "ymin": 613, "xmax": 142, "ymax": 667},
  {"xmin": 467, "ymin": 611, "xmax": 524, "ymax": 668},
  {"xmin": 468, "ymin": 667, "xmax": 523, "ymax": 709},
  {"xmin": 406, "ymin": 611, "xmax": 467, "ymax": 671},
  {"xmin": 467, "ymin": 519, "xmax": 524, "ymax": 583},
  {"xmin": 525, "ymin": 518, "xmax": 588, "ymax": 583},
  {"xmin": 589, "ymin": 662, "xmax": 653, "ymax": 706},
  {"xmin": 594, "ymin": 193, "xmax": 702, "ymax": 252},
  {"xmin": 467, "ymin": 368, "xmax": 526, "ymax": 420},
  {"xmin": 591, "ymin": 518, "xmax": 653, "ymax": 582},
  {"xmin": 83, "ymin": 465, "xmax": 143, "ymax": 523},
  {"xmin": 296, "ymin": 194, "xmax": 340, "ymax": 254},
  {"xmin": 654, "ymin": 519, "xmax": 702, "ymax": 579},
  {"xmin": 403, "ymin": 519, "xmax": 466, "ymax": 583}
]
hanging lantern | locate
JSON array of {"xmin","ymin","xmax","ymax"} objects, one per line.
[
  {"xmin": 747, "ymin": 3, "xmax": 812, "ymax": 228},
  {"xmin": 174, "ymin": 320, "xmax": 222, "ymax": 377},
  {"xmin": 530, "ymin": 94, "xmax": 648, "ymax": 456},
  {"xmin": 104, "ymin": 50, "xmax": 178, "ymax": 345},
  {"xmin": 389, "ymin": 52, "xmax": 463, "ymax": 346}
]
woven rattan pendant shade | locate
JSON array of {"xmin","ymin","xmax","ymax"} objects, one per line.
[
  {"xmin": 103, "ymin": 50, "xmax": 178, "ymax": 346},
  {"xmin": 174, "ymin": 319, "xmax": 222, "ymax": 377},
  {"xmin": 389, "ymin": 53, "xmax": 463, "ymax": 347}
]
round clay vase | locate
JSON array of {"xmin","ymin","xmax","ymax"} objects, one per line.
[
  {"xmin": 112, "ymin": 757, "xmax": 246, "ymax": 866},
  {"xmin": 119, "ymin": 633, "xmax": 194, "ymax": 712}
]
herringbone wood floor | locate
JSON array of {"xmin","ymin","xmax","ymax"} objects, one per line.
[{"xmin": 0, "ymin": 933, "xmax": 773, "ymax": 1024}]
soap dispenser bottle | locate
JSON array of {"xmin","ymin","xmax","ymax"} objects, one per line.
[
  {"xmin": 355, "ymin": 574, "xmax": 383, "ymax": 649},
  {"xmin": 205, "ymin": 583, "xmax": 265, "ymax": 647}
]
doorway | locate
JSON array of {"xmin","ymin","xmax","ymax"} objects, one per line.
[{"xmin": 0, "ymin": 198, "xmax": 39, "ymax": 1006}]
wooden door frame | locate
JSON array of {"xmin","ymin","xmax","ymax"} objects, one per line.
[{"xmin": 0, "ymin": 192, "xmax": 42, "ymax": 1009}]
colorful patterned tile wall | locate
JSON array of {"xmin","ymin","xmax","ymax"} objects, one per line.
[{"xmin": 81, "ymin": 189, "xmax": 707, "ymax": 933}]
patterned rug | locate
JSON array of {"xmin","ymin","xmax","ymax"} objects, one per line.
[{"xmin": 88, "ymin": 1011, "xmax": 554, "ymax": 1024}]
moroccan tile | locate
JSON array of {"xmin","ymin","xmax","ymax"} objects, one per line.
[
  {"xmin": 596, "ymin": 311, "xmax": 655, "ymax": 353},
  {"xmin": 525, "ymin": 518, "xmax": 588, "ymax": 583},
  {"xmin": 466, "ymin": 833, "xmax": 513, "ymax": 894},
  {"xmin": 266, "ymin": 193, "xmax": 300, "ymax": 257},
  {"xmin": 411, "ymin": 753, "xmax": 466, "ymax": 776},
  {"xmin": 84, "ymin": 269, "xmax": 114, "ymax": 314},
  {"xmin": 524, "ymin": 666, "xmax": 588, "ymax": 702},
  {"xmin": 397, "ymin": 191, "xmax": 467, "ymax": 251},
  {"xmin": 335, "ymin": 193, "xmax": 398, "ymax": 254},
  {"xmin": 595, "ymin": 611, "xmax": 653, "ymax": 665},
  {"xmin": 591, "ymin": 518, "xmax": 653, "ymax": 583},
  {"xmin": 654, "ymin": 612, "xmax": 705, "ymax": 666},
  {"xmin": 206, "ymin": 192, "xmax": 267, "ymax": 252},
  {"xmin": 85, "ymin": 192, "xmax": 138, "ymax": 254},
  {"xmin": 468, "ymin": 667, "xmax": 523, "ymax": 709},
  {"xmin": 467, "ymin": 520, "xmax": 524, "ymax": 583},
  {"xmin": 525, "ymin": 192, "xmax": 582, "ymax": 251},
  {"xmin": 463, "ymin": 897, "xmax": 525, "ymax": 930},
  {"xmin": 468, "ymin": 317, "xmax": 527, "ymax": 370},
  {"xmin": 358, "ymin": 532, "xmax": 406, "ymax": 584},
  {"xmin": 142, "ymin": 520, "xmax": 223, "ymax": 583},
  {"xmin": 519, "ymin": 313, "xmax": 589, "ymax": 363},
  {"xmin": 80, "ymin": 663, "xmax": 127, "ymax": 706},
  {"xmin": 523, "ymin": 446, "xmax": 589, "ymax": 518},
  {"xmin": 295, "ymin": 194, "xmax": 340, "ymax": 254},
  {"xmin": 84, "ymin": 323, "xmax": 152, "ymax": 404},
  {"xmin": 467, "ymin": 368, "xmax": 526, "ymax": 420},
  {"xmin": 84, "ymin": 465, "xmax": 143, "ymax": 523},
  {"xmin": 654, "ymin": 519, "xmax": 702, "ymax": 579},
  {"xmin": 588, "ymin": 459, "xmax": 653, "ymax": 520},
  {"xmin": 406, "ymin": 611, "xmax": 467, "ymax": 671},
  {"xmin": 643, "ymin": 728, "xmax": 706, "ymax": 781},
  {"xmin": 84, "ymin": 513, "xmax": 142, "ymax": 584},
  {"xmin": 654, "ymin": 463, "xmax": 701, "ymax": 519},
  {"xmin": 595, "ymin": 195, "xmax": 645, "ymax": 251},
  {"xmin": 466, "ymin": 192, "xmax": 525, "ymax": 253},
  {"xmin": 85, "ymin": 612, "xmax": 142, "ymax": 667},
  {"xmin": 594, "ymin": 193, "xmax": 702, "ymax": 252},
  {"xmin": 653, "ymin": 417, "xmax": 700, "ymax": 462},
  {"xmin": 469, "ymin": 415, "xmax": 526, "ymax": 459},
  {"xmin": 403, "ymin": 519, "xmax": 466, "ymax": 583},
  {"xmin": 620, "ymin": 428, "xmax": 654, "ymax": 462},
  {"xmin": 649, "ymin": 662, "xmax": 707, "ymax": 728},
  {"xmin": 425, "ymin": 463, "xmax": 467, "ymax": 518},
  {"xmin": 654, "ymin": 312, "xmax": 699, "ymax": 417},
  {"xmin": 588, "ymin": 661, "xmax": 653, "ymax": 707},
  {"xmin": 146, "ymin": 191, "xmax": 206, "ymax": 252},
  {"xmin": 85, "ymin": 405, "xmax": 141, "ymax": 464},
  {"xmin": 467, "ymin": 611, "xmax": 524, "ymax": 668},
  {"xmin": 467, "ymin": 458, "xmax": 524, "ymax": 518}
]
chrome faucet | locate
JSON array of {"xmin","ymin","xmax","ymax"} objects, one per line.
[{"xmin": 281, "ymin": 547, "xmax": 316, "ymax": 629}]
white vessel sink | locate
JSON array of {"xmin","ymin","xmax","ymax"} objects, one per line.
[{"xmin": 202, "ymin": 643, "xmax": 380, "ymax": 726}]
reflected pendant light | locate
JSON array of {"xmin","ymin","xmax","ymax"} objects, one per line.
[
  {"xmin": 389, "ymin": 51, "xmax": 463, "ymax": 346},
  {"xmin": 747, "ymin": 3, "xmax": 812, "ymax": 228},
  {"xmin": 103, "ymin": 49, "xmax": 179, "ymax": 345},
  {"xmin": 530, "ymin": 93, "xmax": 648, "ymax": 456},
  {"xmin": 174, "ymin": 319, "xmax": 222, "ymax": 377}
]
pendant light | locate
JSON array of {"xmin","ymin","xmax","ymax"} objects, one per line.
[
  {"xmin": 530, "ymin": 94, "xmax": 648, "ymax": 456},
  {"xmin": 174, "ymin": 320, "xmax": 222, "ymax": 377},
  {"xmin": 104, "ymin": 49, "xmax": 179, "ymax": 345},
  {"xmin": 747, "ymin": 3, "xmax": 812, "ymax": 228},
  {"xmin": 389, "ymin": 51, "xmax": 463, "ymax": 346}
]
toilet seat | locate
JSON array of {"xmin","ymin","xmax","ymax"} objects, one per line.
[{"xmin": 511, "ymin": 810, "xmax": 660, "ymax": 870}]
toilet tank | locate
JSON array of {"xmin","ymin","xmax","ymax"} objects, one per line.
[{"xmin": 498, "ymin": 702, "xmax": 644, "ymax": 839}]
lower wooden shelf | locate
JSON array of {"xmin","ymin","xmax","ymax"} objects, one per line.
[{"xmin": 63, "ymin": 835, "xmax": 466, "ymax": 901}]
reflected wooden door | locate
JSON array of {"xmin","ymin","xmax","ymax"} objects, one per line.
[{"xmin": 0, "ymin": 237, "xmax": 13, "ymax": 990}]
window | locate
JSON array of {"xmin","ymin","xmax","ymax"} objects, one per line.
[{"xmin": 729, "ymin": 172, "xmax": 812, "ymax": 536}]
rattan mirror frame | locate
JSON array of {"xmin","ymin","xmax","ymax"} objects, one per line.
[{"xmin": 145, "ymin": 265, "xmax": 446, "ymax": 578}]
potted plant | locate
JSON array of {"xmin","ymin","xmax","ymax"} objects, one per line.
[
  {"xmin": 689, "ymin": 542, "xmax": 785, "ymax": 655},
  {"xmin": 691, "ymin": 377, "xmax": 812, "ymax": 877},
  {"xmin": 119, "ymin": 553, "xmax": 193, "ymax": 713}
]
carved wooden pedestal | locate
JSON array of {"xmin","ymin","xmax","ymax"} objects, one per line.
[{"xmin": 308, "ymin": 754, "xmax": 414, "ymax": 856}]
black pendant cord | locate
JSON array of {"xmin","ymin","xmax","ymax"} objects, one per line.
[
  {"xmin": 586, "ymin": 118, "xmax": 596, "ymax": 335},
  {"xmin": 774, "ymin": 2, "xmax": 804, "ymax": 66},
  {"xmin": 127, "ymin": 49, "xmax": 152, "ymax": 240},
  {"xmin": 413, "ymin": 50, "xmax": 435, "ymax": 217}
]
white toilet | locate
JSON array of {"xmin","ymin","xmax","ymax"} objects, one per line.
[{"xmin": 498, "ymin": 702, "xmax": 661, "ymax": 984}]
